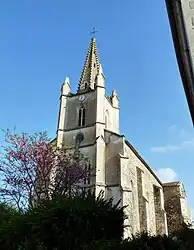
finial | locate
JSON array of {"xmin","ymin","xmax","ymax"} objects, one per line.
[
  {"xmin": 91, "ymin": 27, "xmax": 98, "ymax": 38},
  {"xmin": 64, "ymin": 77, "xmax": 70, "ymax": 84},
  {"xmin": 111, "ymin": 89, "xmax": 119, "ymax": 108},
  {"xmin": 112, "ymin": 90, "xmax": 118, "ymax": 97},
  {"xmin": 62, "ymin": 76, "xmax": 71, "ymax": 95}
]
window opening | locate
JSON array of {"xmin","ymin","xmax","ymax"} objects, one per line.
[{"xmin": 78, "ymin": 106, "xmax": 86, "ymax": 126}]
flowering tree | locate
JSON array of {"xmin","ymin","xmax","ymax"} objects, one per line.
[{"xmin": 0, "ymin": 130, "xmax": 90, "ymax": 210}]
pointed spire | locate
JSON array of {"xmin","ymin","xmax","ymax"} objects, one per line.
[{"xmin": 78, "ymin": 37, "xmax": 100, "ymax": 92}]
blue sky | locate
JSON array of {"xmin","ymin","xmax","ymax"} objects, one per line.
[{"xmin": 0, "ymin": 1, "xmax": 194, "ymax": 214}]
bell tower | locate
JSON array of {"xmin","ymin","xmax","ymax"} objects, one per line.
[{"xmin": 56, "ymin": 35, "xmax": 120, "ymax": 195}]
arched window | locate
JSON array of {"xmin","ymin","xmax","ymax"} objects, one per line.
[
  {"xmin": 84, "ymin": 82, "xmax": 87, "ymax": 89},
  {"xmin": 78, "ymin": 106, "xmax": 86, "ymax": 126}
]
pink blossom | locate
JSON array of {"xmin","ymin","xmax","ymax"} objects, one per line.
[{"xmin": 0, "ymin": 130, "xmax": 91, "ymax": 210}]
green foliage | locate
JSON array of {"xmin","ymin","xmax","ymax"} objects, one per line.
[
  {"xmin": 172, "ymin": 223, "xmax": 194, "ymax": 250},
  {"xmin": 0, "ymin": 195, "xmax": 193, "ymax": 250},
  {"xmin": 83, "ymin": 233, "xmax": 185, "ymax": 250},
  {"xmin": 0, "ymin": 203, "xmax": 23, "ymax": 249},
  {"xmin": 125, "ymin": 232, "xmax": 184, "ymax": 250},
  {"xmin": 22, "ymin": 191, "xmax": 125, "ymax": 249},
  {"xmin": 0, "ymin": 202, "xmax": 18, "ymax": 222},
  {"xmin": 0, "ymin": 191, "xmax": 125, "ymax": 250}
]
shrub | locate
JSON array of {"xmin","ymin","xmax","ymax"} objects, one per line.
[
  {"xmin": 0, "ymin": 203, "xmax": 23, "ymax": 249},
  {"xmin": 0, "ymin": 191, "xmax": 125, "ymax": 249},
  {"xmin": 173, "ymin": 223, "xmax": 194, "ymax": 250},
  {"xmin": 83, "ymin": 233, "xmax": 185, "ymax": 250},
  {"xmin": 23, "ymin": 191, "xmax": 125, "ymax": 249}
]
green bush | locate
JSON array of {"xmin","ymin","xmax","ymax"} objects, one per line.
[
  {"xmin": 173, "ymin": 223, "xmax": 194, "ymax": 250},
  {"xmin": 0, "ymin": 191, "xmax": 125, "ymax": 249},
  {"xmin": 0, "ymin": 203, "xmax": 23, "ymax": 249},
  {"xmin": 0, "ymin": 195, "xmax": 193, "ymax": 250},
  {"xmin": 24, "ymin": 191, "xmax": 125, "ymax": 249},
  {"xmin": 83, "ymin": 233, "xmax": 185, "ymax": 250}
]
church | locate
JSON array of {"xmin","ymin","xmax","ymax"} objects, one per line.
[{"xmin": 53, "ymin": 36, "xmax": 192, "ymax": 237}]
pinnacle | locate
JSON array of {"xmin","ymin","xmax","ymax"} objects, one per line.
[
  {"xmin": 64, "ymin": 77, "xmax": 70, "ymax": 84},
  {"xmin": 112, "ymin": 90, "xmax": 118, "ymax": 97}
]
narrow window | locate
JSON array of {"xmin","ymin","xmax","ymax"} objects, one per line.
[
  {"xmin": 82, "ymin": 108, "xmax": 85, "ymax": 125},
  {"xmin": 78, "ymin": 106, "xmax": 86, "ymax": 126},
  {"xmin": 84, "ymin": 82, "xmax": 87, "ymax": 89}
]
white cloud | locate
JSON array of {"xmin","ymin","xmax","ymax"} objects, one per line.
[
  {"xmin": 150, "ymin": 138, "xmax": 194, "ymax": 153},
  {"xmin": 155, "ymin": 168, "xmax": 178, "ymax": 182},
  {"xmin": 151, "ymin": 127, "xmax": 194, "ymax": 153},
  {"xmin": 168, "ymin": 125, "xmax": 194, "ymax": 140},
  {"xmin": 166, "ymin": 145, "xmax": 180, "ymax": 151},
  {"xmin": 150, "ymin": 146, "xmax": 167, "ymax": 153},
  {"xmin": 150, "ymin": 144, "xmax": 180, "ymax": 153},
  {"xmin": 181, "ymin": 138, "xmax": 194, "ymax": 147},
  {"xmin": 168, "ymin": 124, "xmax": 178, "ymax": 131}
]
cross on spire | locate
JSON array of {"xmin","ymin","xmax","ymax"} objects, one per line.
[{"xmin": 91, "ymin": 27, "xmax": 98, "ymax": 37}]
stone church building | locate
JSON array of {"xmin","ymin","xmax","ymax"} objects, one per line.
[{"xmin": 53, "ymin": 37, "xmax": 191, "ymax": 237}]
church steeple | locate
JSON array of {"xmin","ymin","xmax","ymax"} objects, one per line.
[{"xmin": 78, "ymin": 37, "xmax": 100, "ymax": 92}]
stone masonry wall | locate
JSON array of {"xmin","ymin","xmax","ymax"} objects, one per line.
[
  {"xmin": 163, "ymin": 185, "xmax": 183, "ymax": 234},
  {"xmin": 105, "ymin": 131, "xmax": 124, "ymax": 185},
  {"xmin": 153, "ymin": 186, "xmax": 166, "ymax": 235},
  {"xmin": 121, "ymin": 141, "xmax": 167, "ymax": 235},
  {"xmin": 136, "ymin": 167, "xmax": 147, "ymax": 232}
]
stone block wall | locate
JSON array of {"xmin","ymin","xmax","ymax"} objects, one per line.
[
  {"xmin": 153, "ymin": 186, "xmax": 166, "ymax": 235},
  {"xmin": 122, "ymin": 140, "xmax": 168, "ymax": 235},
  {"xmin": 136, "ymin": 167, "xmax": 147, "ymax": 232},
  {"xmin": 163, "ymin": 182, "xmax": 192, "ymax": 234},
  {"xmin": 163, "ymin": 183, "xmax": 183, "ymax": 234}
]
